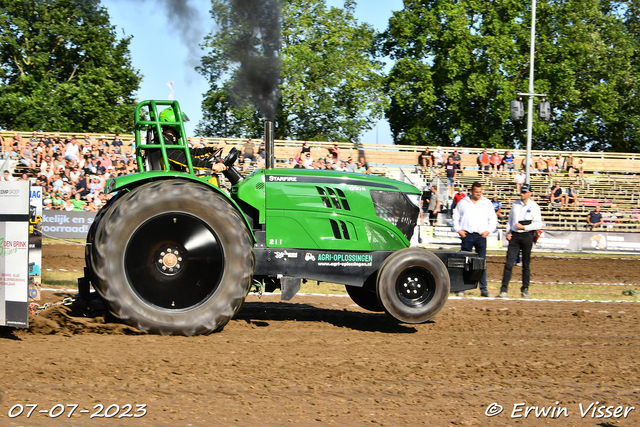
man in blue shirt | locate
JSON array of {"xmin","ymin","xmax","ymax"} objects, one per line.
[{"xmin": 587, "ymin": 205, "xmax": 604, "ymax": 229}]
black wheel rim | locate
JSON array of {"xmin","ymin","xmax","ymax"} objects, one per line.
[
  {"xmin": 395, "ymin": 266, "xmax": 436, "ymax": 307},
  {"xmin": 125, "ymin": 213, "xmax": 224, "ymax": 310}
]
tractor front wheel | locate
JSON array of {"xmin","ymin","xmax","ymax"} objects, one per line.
[
  {"xmin": 376, "ymin": 248, "xmax": 450, "ymax": 323},
  {"xmin": 91, "ymin": 180, "xmax": 254, "ymax": 335}
]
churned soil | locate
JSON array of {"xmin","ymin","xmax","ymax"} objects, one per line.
[{"xmin": 0, "ymin": 244, "xmax": 639, "ymax": 426}]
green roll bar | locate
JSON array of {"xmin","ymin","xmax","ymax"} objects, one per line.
[{"xmin": 134, "ymin": 100, "xmax": 195, "ymax": 174}]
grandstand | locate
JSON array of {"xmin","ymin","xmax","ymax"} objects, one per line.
[{"xmin": 2, "ymin": 131, "xmax": 639, "ymax": 231}]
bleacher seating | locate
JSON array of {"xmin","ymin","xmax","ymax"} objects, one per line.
[{"xmin": 3, "ymin": 130, "xmax": 639, "ymax": 231}]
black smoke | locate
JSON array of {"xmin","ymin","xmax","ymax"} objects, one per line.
[
  {"xmin": 157, "ymin": 0, "xmax": 204, "ymax": 69},
  {"xmin": 225, "ymin": 0, "xmax": 282, "ymax": 121}
]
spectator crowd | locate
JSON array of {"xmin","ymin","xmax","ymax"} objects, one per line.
[{"xmin": 2, "ymin": 133, "xmax": 138, "ymax": 211}]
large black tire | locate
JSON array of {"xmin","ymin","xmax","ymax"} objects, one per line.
[
  {"xmin": 91, "ymin": 180, "xmax": 254, "ymax": 335},
  {"xmin": 85, "ymin": 191, "xmax": 124, "ymax": 277},
  {"xmin": 376, "ymin": 248, "xmax": 450, "ymax": 323},
  {"xmin": 345, "ymin": 285, "xmax": 384, "ymax": 312}
]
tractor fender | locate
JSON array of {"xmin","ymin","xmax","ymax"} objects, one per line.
[{"xmin": 105, "ymin": 171, "xmax": 256, "ymax": 243}]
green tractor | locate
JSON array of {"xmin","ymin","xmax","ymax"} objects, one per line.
[{"xmin": 80, "ymin": 100, "xmax": 484, "ymax": 336}]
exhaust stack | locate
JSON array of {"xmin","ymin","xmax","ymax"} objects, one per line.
[{"xmin": 265, "ymin": 120, "xmax": 275, "ymax": 169}]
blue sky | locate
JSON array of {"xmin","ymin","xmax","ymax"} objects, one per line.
[{"xmin": 102, "ymin": 0, "xmax": 404, "ymax": 143}]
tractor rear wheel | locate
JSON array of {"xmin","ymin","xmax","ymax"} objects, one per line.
[
  {"xmin": 376, "ymin": 248, "xmax": 450, "ymax": 323},
  {"xmin": 91, "ymin": 180, "xmax": 254, "ymax": 335}
]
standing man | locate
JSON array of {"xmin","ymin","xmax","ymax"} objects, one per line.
[
  {"xmin": 443, "ymin": 156, "xmax": 457, "ymax": 198},
  {"xmin": 452, "ymin": 181, "xmax": 497, "ymax": 297},
  {"xmin": 499, "ymin": 184, "xmax": 542, "ymax": 299},
  {"xmin": 420, "ymin": 185, "xmax": 442, "ymax": 226}
]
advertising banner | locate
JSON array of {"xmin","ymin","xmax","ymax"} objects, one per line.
[
  {"xmin": 42, "ymin": 211, "xmax": 97, "ymax": 239},
  {"xmin": 29, "ymin": 187, "xmax": 42, "ymax": 301},
  {"xmin": 416, "ymin": 225, "xmax": 640, "ymax": 253},
  {"xmin": 0, "ymin": 181, "xmax": 30, "ymax": 328},
  {"xmin": 417, "ymin": 226, "xmax": 502, "ymax": 249}
]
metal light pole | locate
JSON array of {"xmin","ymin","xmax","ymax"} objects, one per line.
[{"xmin": 525, "ymin": 0, "xmax": 536, "ymax": 185}]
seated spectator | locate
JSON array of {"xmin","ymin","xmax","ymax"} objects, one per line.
[
  {"xmin": 535, "ymin": 156, "xmax": 546, "ymax": 175},
  {"xmin": 59, "ymin": 178, "xmax": 73, "ymax": 197},
  {"xmin": 3, "ymin": 170, "xmax": 12, "ymax": 181},
  {"xmin": 514, "ymin": 169, "xmax": 526, "ymax": 193},
  {"xmin": 302, "ymin": 152, "xmax": 314, "ymax": 168},
  {"xmin": 586, "ymin": 205, "xmax": 604, "ymax": 229},
  {"xmin": 549, "ymin": 182, "xmax": 563, "ymax": 205},
  {"xmin": 566, "ymin": 153, "xmax": 575, "ymax": 176},
  {"xmin": 502, "ymin": 150, "xmax": 516, "ymax": 174},
  {"xmin": 70, "ymin": 193, "xmax": 86, "ymax": 211},
  {"xmin": 11, "ymin": 135, "xmax": 23, "ymax": 158},
  {"xmin": 52, "ymin": 192, "xmax": 64, "ymax": 209},
  {"xmin": 490, "ymin": 151, "xmax": 502, "ymax": 175},
  {"xmin": 355, "ymin": 161, "xmax": 367, "ymax": 173},
  {"xmin": 311, "ymin": 157, "xmax": 324, "ymax": 169},
  {"xmin": 417, "ymin": 147, "xmax": 433, "ymax": 169},
  {"xmin": 324, "ymin": 158, "xmax": 335, "ymax": 170},
  {"xmin": 241, "ymin": 139, "xmax": 256, "ymax": 161},
  {"xmin": 345, "ymin": 157, "xmax": 357, "ymax": 172},
  {"xmin": 293, "ymin": 158, "xmax": 305, "ymax": 169},
  {"xmin": 562, "ymin": 184, "xmax": 578, "ymax": 209},
  {"xmin": 358, "ymin": 156, "xmax": 371, "ymax": 174},
  {"xmin": 433, "ymin": 147, "xmax": 445, "ymax": 167},
  {"xmin": 546, "ymin": 156, "xmax": 557, "ymax": 174},
  {"xmin": 20, "ymin": 143, "xmax": 36, "ymax": 168},
  {"xmin": 577, "ymin": 159, "xmax": 585, "ymax": 179},
  {"xmin": 285, "ymin": 157, "xmax": 295, "ymax": 168},
  {"xmin": 64, "ymin": 137, "xmax": 80, "ymax": 163},
  {"xmin": 491, "ymin": 195, "xmax": 503, "ymax": 218},
  {"xmin": 255, "ymin": 155, "xmax": 265, "ymax": 169},
  {"xmin": 85, "ymin": 196, "xmax": 98, "ymax": 212},
  {"xmin": 336, "ymin": 161, "xmax": 348, "ymax": 171},
  {"xmin": 556, "ymin": 153, "xmax": 565, "ymax": 171},
  {"xmin": 477, "ymin": 149, "xmax": 490, "ymax": 174}
]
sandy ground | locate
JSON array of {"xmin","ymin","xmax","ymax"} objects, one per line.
[{"xmin": 1, "ymin": 244, "xmax": 639, "ymax": 426}]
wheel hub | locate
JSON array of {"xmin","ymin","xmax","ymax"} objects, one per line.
[
  {"xmin": 395, "ymin": 267, "xmax": 435, "ymax": 307},
  {"xmin": 155, "ymin": 246, "xmax": 184, "ymax": 276},
  {"xmin": 401, "ymin": 277, "xmax": 424, "ymax": 298}
]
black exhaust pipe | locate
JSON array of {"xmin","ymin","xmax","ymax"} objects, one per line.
[{"xmin": 265, "ymin": 120, "xmax": 275, "ymax": 169}]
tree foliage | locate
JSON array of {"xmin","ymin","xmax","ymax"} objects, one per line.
[
  {"xmin": 381, "ymin": 0, "xmax": 640, "ymax": 152},
  {"xmin": 197, "ymin": 0, "xmax": 386, "ymax": 141},
  {"xmin": 0, "ymin": 0, "xmax": 142, "ymax": 133}
]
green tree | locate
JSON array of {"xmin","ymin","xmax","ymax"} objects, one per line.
[
  {"xmin": 197, "ymin": 0, "xmax": 386, "ymax": 141},
  {"xmin": 381, "ymin": 0, "xmax": 640, "ymax": 152},
  {"xmin": 0, "ymin": 0, "xmax": 142, "ymax": 133}
]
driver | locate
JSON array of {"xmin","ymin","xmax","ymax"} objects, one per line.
[{"xmin": 157, "ymin": 107, "xmax": 227, "ymax": 173}]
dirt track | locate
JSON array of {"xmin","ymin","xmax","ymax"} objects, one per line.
[{"xmin": 1, "ymin": 244, "xmax": 639, "ymax": 426}]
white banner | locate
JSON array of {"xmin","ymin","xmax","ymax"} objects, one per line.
[{"xmin": 0, "ymin": 181, "xmax": 30, "ymax": 327}]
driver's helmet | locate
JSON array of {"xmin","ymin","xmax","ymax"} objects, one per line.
[{"xmin": 158, "ymin": 107, "xmax": 190, "ymax": 144}]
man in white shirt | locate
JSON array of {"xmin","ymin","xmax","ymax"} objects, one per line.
[
  {"xmin": 453, "ymin": 181, "xmax": 497, "ymax": 297},
  {"xmin": 499, "ymin": 184, "xmax": 543, "ymax": 298}
]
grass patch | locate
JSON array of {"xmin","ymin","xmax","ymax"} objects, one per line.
[
  {"xmin": 42, "ymin": 270, "xmax": 80, "ymax": 289},
  {"xmin": 467, "ymin": 281, "xmax": 640, "ymax": 302}
]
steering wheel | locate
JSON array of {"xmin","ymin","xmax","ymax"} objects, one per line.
[{"xmin": 222, "ymin": 147, "xmax": 240, "ymax": 168}]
